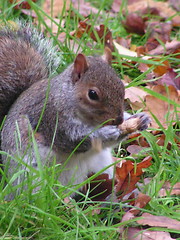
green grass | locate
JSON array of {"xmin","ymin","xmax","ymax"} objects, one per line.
[{"xmin": 0, "ymin": 0, "xmax": 180, "ymax": 239}]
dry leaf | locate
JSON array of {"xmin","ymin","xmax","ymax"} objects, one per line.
[
  {"xmin": 42, "ymin": 18, "xmax": 65, "ymax": 35},
  {"xmin": 125, "ymin": 86, "xmax": 148, "ymax": 110},
  {"xmin": 113, "ymin": 41, "xmax": 138, "ymax": 58},
  {"xmin": 127, "ymin": 144, "xmax": 147, "ymax": 155},
  {"xmin": 73, "ymin": 21, "xmax": 113, "ymax": 49},
  {"xmin": 145, "ymin": 85, "xmax": 180, "ymax": 129},
  {"xmin": 111, "ymin": 0, "xmax": 139, "ymax": 13},
  {"xmin": 127, "ymin": 0, "xmax": 180, "ymax": 26},
  {"xmin": 9, "ymin": 0, "xmax": 37, "ymax": 9},
  {"xmin": 156, "ymin": 69, "xmax": 180, "ymax": 90},
  {"xmin": 151, "ymin": 60, "xmax": 170, "ymax": 77},
  {"xmin": 127, "ymin": 227, "xmax": 176, "ymax": 240},
  {"xmin": 159, "ymin": 182, "xmax": 180, "ymax": 197},
  {"xmin": 130, "ymin": 192, "xmax": 151, "ymax": 215},
  {"xmin": 122, "ymin": 13, "xmax": 145, "ymax": 35},
  {"xmin": 84, "ymin": 173, "xmax": 114, "ymax": 201},
  {"xmin": 147, "ymin": 21, "xmax": 172, "ymax": 43},
  {"xmin": 148, "ymin": 39, "xmax": 180, "ymax": 55},
  {"xmin": 42, "ymin": 0, "xmax": 70, "ymax": 18},
  {"xmin": 137, "ymin": 213, "xmax": 180, "ymax": 230},
  {"xmin": 116, "ymin": 156, "xmax": 152, "ymax": 198},
  {"xmin": 72, "ymin": 0, "xmax": 99, "ymax": 17},
  {"xmin": 169, "ymin": 0, "xmax": 180, "ymax": 11},
  {"xmin": 119, "ymin": 193, "xmax": 151, "ymax": 234}
]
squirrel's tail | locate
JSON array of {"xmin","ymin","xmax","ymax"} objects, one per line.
[{"xmin": 0, "ymin": 20, "xmax": 61, "ymax": 124}]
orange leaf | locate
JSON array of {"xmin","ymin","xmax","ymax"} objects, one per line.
[{"xmin": 116, "ymin": 156, "xmax": 152, "ymax": 198}]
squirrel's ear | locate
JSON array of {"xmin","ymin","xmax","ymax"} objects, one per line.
[
  {"xmin": 102, "ymin": 47, "xmax": 112, "ymax": 65},
  {"xmin": 72, "ymin": 53, "xmax": 88, "ymax": 83}
]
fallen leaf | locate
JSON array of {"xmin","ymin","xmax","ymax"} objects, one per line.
[
  {"xmin": 169, "ymin": 0, "xmax": 180, "ymax": 11},
  {"xmin": 125, "ymin": 86, "xmax": 148, "ymax": 110},
  {"xmin": 72, "ymin": 0, "xmax": 99, "ymax": 17},
  {"xmin": 145, "ymin": 85, "xmax": 180, "ymax": 129},
  {"xmin": 111, "ymin": 0, "xmax": 140, "ymax": 13},
  {"xmin": 147, "ymin": 21, "xmax": 172, "ymax": 43},
  {"xmin": 72, "ymin": 21, "xmax": 113, "ymax": 49},
  {"xmin": 40, "ymin": 18, "xmax": 65, "ymax": 36},
  {"xmin": 159, "ymin": 182, "xmax": 180, "ymax": 197},
  {"xmin": 127, "ymin": 0, "xmax": 180, "ymax": 26},
  {"xmin": 127, "ymin": 227, "xmax": 176, "ymax": 240},
  {"xmin": 148, "ymin": 39, "xmax": 180, "ymax": 55},
  {"xmin": 137, "ymin": 213, "xmax": 180, "ymax": 230},
  {"xmin": 113, "ymin": 41, "xmax": 138, "ymax": 58},
  {"xmin": 42, "ymin": 0, "xmax": 70, "ymax": 18},
  {"xmin": 119, "ymin": 193, "xmax": 151, "ymax": 234},
  {"xmin": 157, "ymin": 69, "xmax": 180, "ymax": 90},
  {"xmin": 145, "ymin": 37, "xmax": 160, "ymax": 52},
  {"xmin": 127, "ymin": 144, "xmax": 147, "ymax": 155},
  {"xmin": 9, "ymin": 0, "xmax": 37, "ymax": 9},
  {"xmin": 122, "ymin": 13, "xmax": 145, "ymax": 35},
  {"xmin": 130, "ymin": 192, "xmax": 151, "ymax": 215},
  {"xmin": 115, "ymin": 37, "xmax": 131, "ymax": 49},
  {"xmin": 84, "ymin": 173, "xmax": 115, "ymax": 201},
  {"xmin": 116, "ymin": 156, "xmax": 152, "ymax": 198},
  {"xmin": 151, "ymin": 60, "xmax": 170, "ymax": 77}
]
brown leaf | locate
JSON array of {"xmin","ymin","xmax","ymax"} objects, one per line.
[
  {"xmin": 125, "ymin": 86, "xmax": 148, "ymax": 103},
  {"xmin": 116, "ymin": 156, "xmax": 152, "ymax": 198},
  {"xmin": 119, "ymin": 193, "xmax": 151, "ymax": 233},
  {"xmin": 127, "ymin": 0, "xmax": 180, "ymax": 27},
  {"xmin": 157, "ymin": 69, "xmax": 180, "ymax": 90},
  {"xmin": 169, "ymin": 0, "xmax": 180, "ymax": 11},
  {"xmin": 111, "ymin": 0, "xmax": 140, "ymax": 13},
  {"xmin": 130, "ymin": 192, "xmax": 151, "ymax": 215},
  {"xmin": 148, "ymin": 39, "xmax": 180, "ymax": 55},
  {"xmin": 151, "ymin": 60, "xmax": 170, "ymax": 77},
  {"xmin": 85, "ymin": 173, "xmax": 115, "ymax": 201},
  {"xmin": 42, "ymin": 0, "xmax": 70, "ymax": 18},
  {"xmin": 137, "ymin": 213, "xmax": 180, "ymax": 230},
  {"xmin": 145, "ymin": 85, "xmax": 180, "ymax": 129},
  {"xmin": 122, "ymin": 13, "xmax": 145, "ymax": 35},
  {"xmin": 159, "ymin": 182, "xmax": 180, "ymax": 197},
  {"xmin": 127, "ymin": 227, "xmax": 176, "ymax": 240},
  {"xmin": 115, "ymin": 37, "xmax": 131, "ymax": 49},
  {"xmin": 127, "ymin": 144, "xmax": 147, "ymax": 155},
  {"xmin": 72, "ymin": 21, "xmax": 113, "ymax": 49},
  {"xmin": 42, "ymin": 18, "xmax": 65, "ymax": 36},
  {"xmin": 125, "ymin": 86, "xmax": 148, "ymax": 111},
  {"xmin": 72, "ymin": 0, "xmax": 99, "ymax": 17},
  {"xmin": 147, "ymin": 21, "xmax": 172, "ymax": 43},
  {"xmin": 9, "ymin": 0, "xmax": 37, "ymax": 9}
]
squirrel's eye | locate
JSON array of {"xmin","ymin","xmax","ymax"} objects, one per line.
[{"xmin": 88, "ymin": 89, "xmax": 99, "ymax": 101}]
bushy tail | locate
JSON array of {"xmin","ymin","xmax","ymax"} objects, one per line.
[{"xmin": 0, "ymin": 20, "xmax": 62, "ymax": 124}]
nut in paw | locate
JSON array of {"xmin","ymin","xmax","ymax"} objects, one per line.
[{"xmin": 118, "ymin": 112, "xmax": 151, "ymax": 134}]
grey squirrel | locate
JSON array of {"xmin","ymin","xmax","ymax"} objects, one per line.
[{"xmin": 0, "ymin": 21, "xmax": 150, "ymax": 198}]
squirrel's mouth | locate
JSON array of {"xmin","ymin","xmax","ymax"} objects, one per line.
[{"xmin": 109, "ymin": 116, "xmax": 124, "ymax": 126}]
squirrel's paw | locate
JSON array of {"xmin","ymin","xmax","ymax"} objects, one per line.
[
  {"xmin": 97, "ymin": 125, "xmax": 120, "ymax": 141},
  {"xmin": 91, "ymin": 126, "xmax": 120, "ymax": 152},
  {"xmin": 118, "ymin": 112, "xmax": 151, "ymax": 134}
]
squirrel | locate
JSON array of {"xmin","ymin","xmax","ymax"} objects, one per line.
[{"xmin": 0, "ymin": 21, "xmax": 150, "ymax": 199}]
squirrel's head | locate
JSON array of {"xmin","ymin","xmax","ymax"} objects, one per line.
[{"xmin": 71, "ymin": 49, "xmax": 125, "ymax": 126}]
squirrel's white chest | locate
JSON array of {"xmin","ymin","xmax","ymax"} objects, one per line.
[{"xmin": 56, "ymin": 148, "xmax": 114, "ymax": 186}]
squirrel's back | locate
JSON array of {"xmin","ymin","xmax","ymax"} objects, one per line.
[{"xmin": 0, "ymin": 21, "xmax": 61, "ymax": 124}]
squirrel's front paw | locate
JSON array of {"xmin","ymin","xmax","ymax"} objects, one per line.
[
  {"xmin": 91, "ymin": 126, "xmax": 120, "ymax": 152},
  {"xmin": 118, "ymin": 112, "xmax": 151, "ymax": 134},
  {"xmin": 93, "ymin": 125, "xmax": 120, "ymax": 141}
]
